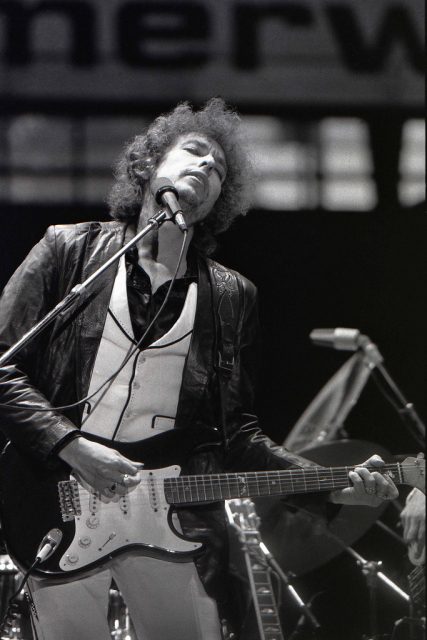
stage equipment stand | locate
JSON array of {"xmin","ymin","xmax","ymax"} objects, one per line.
[
  {"xmin": 225, "ymin": 499, "xmax": 320, "ymax": 640},
  {"xmin": 326, "ymin": 531, "xmax": 413, "ymax": 640}
]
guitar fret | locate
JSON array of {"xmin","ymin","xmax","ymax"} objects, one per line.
[
  {"xmin": 230, "ymin": 473, "xmax": 241, "ymax": 499},
  {"xmin": 249, "ymin": 472, "xmax": 259, "ymax": 497},
  {"xmin": 345, "ymin": 466, "xmax": 351, "ymax": 489},
  {"xmin": 329, "ymin": 467, "xmax": 334, "ymax": 490},
  {"xmin": 193, "ymin": 476, "xmax": 202, "ymax": 503},
  {"xmin": 214, "ymin": 474, "xmax": 223, "ymax": 500},
  {"xmin": 209, "ymin": 475, "xmax": 215, "ymax": 501},
  {"xmin": 225, "ymin": 473, "xmax": 231, "ymax": 500},
  {"xmin": 288, "ymin": 470, "xmax": 294, "ymax": 494},
  {"xmin": 176, "ymin": 476, "xmax": 184, "ymax": 504}
]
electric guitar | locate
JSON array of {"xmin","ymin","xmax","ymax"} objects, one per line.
[{"xmin": 0, "ymin": 429, "xmax": 424, "ymax": 581}]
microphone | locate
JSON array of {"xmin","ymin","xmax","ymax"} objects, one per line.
[
  {"xmin": 151, "ymin": 178, "xmax": 188, "ymax": 232},
  {"xmin": 310, "ymin": 327, "xmax": 363, "ymax": 351},
  {"xmin": 36, "ymin": 528, "xmax": 63, "ymax": 563}
]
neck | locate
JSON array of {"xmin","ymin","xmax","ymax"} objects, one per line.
[{"xmin": 135, "ymin": 194, "xmax": 194, "ymax": 290}]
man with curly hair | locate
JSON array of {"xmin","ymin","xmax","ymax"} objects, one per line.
[{"xmin": 0, "ymin": 98, "xmax": 398, "ymax": 640}]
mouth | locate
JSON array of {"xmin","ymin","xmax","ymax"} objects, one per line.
[{"xmin": 182, "ymin": 170, "xmax": 208, "ymax": 192}]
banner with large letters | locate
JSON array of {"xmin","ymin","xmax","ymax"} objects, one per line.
[{"xmin": 0, "ymin": 0, "xmax": 424, "ymax": 107}]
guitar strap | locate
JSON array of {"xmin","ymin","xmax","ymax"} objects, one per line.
[{"xmin": 208, "ymin": 260, "xmax": 240, "ymax": 453}]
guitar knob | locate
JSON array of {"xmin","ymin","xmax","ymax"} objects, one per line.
[
  {"xmin": 66, "ymin": 553, "xmax": 79, "ymax": 564},
  {"xmin": 78, "ymin": 536, "xmax": 92, "ymax": 548},
  {"xmin": 86, "ymin": 516, "xmax": 100, "ymax": 529}
]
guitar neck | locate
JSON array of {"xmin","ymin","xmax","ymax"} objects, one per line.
[
  {"xmin": 241, "ymin": 532, "xmax": 285, "ymax": 640},
  {"xmin": 165, "ymin": 463, "xmax": 403, "ymax": 505}
]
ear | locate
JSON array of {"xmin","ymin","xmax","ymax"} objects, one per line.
[
  {"xmin": 133, "ymin": 166, "xmax": 152, "ymax": 181},
  {"xmin": 129, "ymin": 153, "xmax": 155, "ymax": 183}
]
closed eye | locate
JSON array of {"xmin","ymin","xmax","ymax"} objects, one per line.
[{"xmin": 183, "ymin": 145, "xmax": 200, "ymax": 155}]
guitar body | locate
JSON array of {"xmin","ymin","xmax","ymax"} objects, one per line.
[{"xmin": 0, "ymin": 428, "xmax": 217, "ymax": 581}]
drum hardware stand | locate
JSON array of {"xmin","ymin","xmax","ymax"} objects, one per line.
[{"xmin": 328, "ymin": 536, "xmax": 412, "ymax": 640}]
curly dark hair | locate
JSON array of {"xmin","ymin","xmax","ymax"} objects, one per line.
[{"xmin": 107, "ymin": 98, "xmax": 254, "ymax": 255}]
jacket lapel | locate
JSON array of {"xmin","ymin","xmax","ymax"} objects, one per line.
[
  {"xmin": 75, "ymin": 222, "xmax": 126, "ymax": 418},
  {"xmin": 175, "ymin": 256, "xmax": 215, "ymax": 429}
]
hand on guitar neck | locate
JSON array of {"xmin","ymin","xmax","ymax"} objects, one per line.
[
  {"xmin": 58, "ymin": 436, "xmax": 141, "ymax": 498},
  {"xmin": 329, "ymin": 454, "xmax": 399, "ymax": 507}
]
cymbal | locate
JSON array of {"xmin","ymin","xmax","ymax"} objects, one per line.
[{"xmin": 255, "ymin": 439, "xmax": 392, "ymax": 577}]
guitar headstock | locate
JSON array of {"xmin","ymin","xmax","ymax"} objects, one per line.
[
  {"xmin": 226, "ymin": 498, "xmax": 261, "ymax": 534},
  {"xmin": 400, "ymin": 454, "xmax": 425, "ymax": 493}
]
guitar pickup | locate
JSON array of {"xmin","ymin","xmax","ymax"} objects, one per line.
[{"xmin": 58, "ymin": 479, "xmax": 81, "ymax": 522}]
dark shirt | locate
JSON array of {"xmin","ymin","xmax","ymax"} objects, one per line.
[{"xmin": 125, "ymin": 246, "xmax": 197, "ymax": 349}]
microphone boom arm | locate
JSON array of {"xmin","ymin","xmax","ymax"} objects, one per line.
[{"xmin": 0, "ymin": 209, "xmax": 170, "ymax": 368}]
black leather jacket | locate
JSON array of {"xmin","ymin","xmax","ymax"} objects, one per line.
[{"xmin": 0, "ymin": 221, "xmax": 323, "ymax": 630}]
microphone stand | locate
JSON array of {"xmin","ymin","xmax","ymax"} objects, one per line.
[
  {"xmin": 355, "ymin": 335, "xmax": 425, "ymax": 448},
  {"xmin": 0, "ymin": 210, "xmax": 172, "ymax": 368}
]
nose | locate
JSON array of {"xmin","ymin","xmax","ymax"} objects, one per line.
[{"xmin": 199, "ymin": 155, "xmax": 215, "ymax": 172}]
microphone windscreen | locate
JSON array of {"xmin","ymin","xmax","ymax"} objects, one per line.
[{"xmin": 151, "ymin": 177, "xmax": 177, "ymax": 204}]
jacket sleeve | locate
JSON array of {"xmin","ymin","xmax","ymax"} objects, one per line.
[
  {"xmin": 223, "ymin": 277, "xmax": 340, "ymax": 521},
  {"xmin": 224, "ymin": 277, "xmax": 324, "ymax": 472},
  {"xmin": 0, "ymin": 226, "xmax": 81, "ymax": 462}
]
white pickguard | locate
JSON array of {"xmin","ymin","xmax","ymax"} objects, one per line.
[{"xmin": 59, "ymin": 465, "xmax": 201, "ymax": 572}]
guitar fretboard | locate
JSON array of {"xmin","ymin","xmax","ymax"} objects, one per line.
[
  {"xmin": 164, "ymin": 463, "xmax": 402, "ymax": 505},
  {"xmin": 242, "ymin": 533, "xmax": 285, "ymax": 640}
]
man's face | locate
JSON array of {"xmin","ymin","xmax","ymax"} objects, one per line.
[{"xmin": 152, "ymin": 133, "xmax": 227, "ymax": 226}]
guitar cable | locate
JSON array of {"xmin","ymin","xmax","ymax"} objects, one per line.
[
  {"xmin": 0, "ymin": 529, "xmax": 62, "ymax": 639},
  {"xmin": 0, "ymin": 230, "xmax": 188, "ymax": 414}
]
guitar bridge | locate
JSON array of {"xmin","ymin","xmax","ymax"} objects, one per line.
[{"xmin": 58, "ymin": 479, "xmax": 81, "ymax": 522}]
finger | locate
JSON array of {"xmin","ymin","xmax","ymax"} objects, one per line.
[
  {"xmin": 102, "ymin": 487, "xmax": 116, "ymax": 499},
  {"xmin": 354, "ymin": 467, "xmax": 376, "ymax": 494},
  {"xmin": 371, "ymin": 471, "xmax": 398, "ymax": 499},
  {"xmin": 404, "ymin": 519, "xmax": 420, "ymax": 543},
  {"xmin": 363, "ymin": 455, "xmax": 385, "ymax": 468},
  {"xmin": 349, "ymin": 470, "xmax": 367, "ymax": 493},
  {"xmin": 381, "ymin": 475, "xmax": 399, "ymax": 499},
  {"xmin": 412, "ymin": 540, "xmax": 425, "ymax": 562},
  {"xmin": 120, "ymin": 473, "xmax": 140, "ymax": 487},
  {"xmin": 109, "ymin": 467, "xmax": 141, "ymax": 488},
  {"xmin": 114, "ymin": 456, "xmax": 142, "ymax": 476}
]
